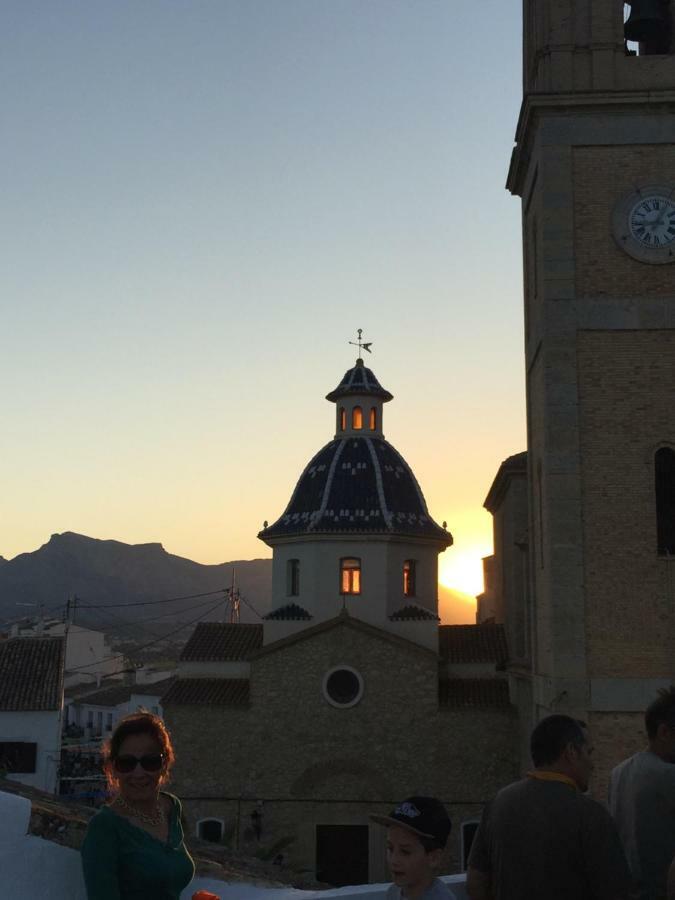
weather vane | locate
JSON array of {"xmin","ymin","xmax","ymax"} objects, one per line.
[{"xmin": 348, "ymin": 328, "xmax": 372, "ymax": 359}]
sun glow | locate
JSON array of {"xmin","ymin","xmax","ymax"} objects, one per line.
[{"xmin": 439, "ymin": 545, "xmax": 490, "ymax": 598}]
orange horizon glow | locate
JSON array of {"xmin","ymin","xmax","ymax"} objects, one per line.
[{"xmin": 439, "ymin": 544, "xmax": 490, "ymax": 598}]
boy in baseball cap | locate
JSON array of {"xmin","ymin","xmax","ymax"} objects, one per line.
[{"xmin": 370, "ymin": 796, "xmax": 457, "ymax": 899}]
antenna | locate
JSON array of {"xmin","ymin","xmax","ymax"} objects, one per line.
[{"xmin": 226, "ymin": 569, "xmax": 241, "ymax": 624}]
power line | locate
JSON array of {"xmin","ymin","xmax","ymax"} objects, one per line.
[
  {"xmin": 75, "ymin": 588, "xmax": 227, "ymax": 610},
  {"xmin": 85, "ymin": 592, "xmax": 226, "ymax": 632},
  {"xmin": 66, "ymin": 595, "xmax": 228, "ymax": 673}
]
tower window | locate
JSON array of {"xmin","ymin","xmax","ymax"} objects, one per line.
[
  {"xmin": 287, "ymin": 558, "xmax": 300, "ymax": 596},
  {"xmin": 340, "ymin": 407, "xmax": 346, "ymax": 431},
  {"xmin": 403, "ymin": 560, "xmax": 417, "ymax": 597},
  {"xmin": 369, "ymin": 407, "xmax": 377, "ymax": 430},
  {"xmin": 656, "ymin": 448, "xmax": 675, "ymax": 555},
  {"xmin": 352, "ymin": 406, "xmax": 363, "ymax": 430},
  {"xmin": 340, "ymin": 557, "xmax": 361, "ymax": 594}
]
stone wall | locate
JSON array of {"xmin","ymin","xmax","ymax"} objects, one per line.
[{"xmin": 165, "ymin": 617, "xmax": 516, "ymax": 881}]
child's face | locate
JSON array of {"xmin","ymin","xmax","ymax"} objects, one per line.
[{"xmin": 386, "ymin": 824, "xmax": 440, "ymax": 895}]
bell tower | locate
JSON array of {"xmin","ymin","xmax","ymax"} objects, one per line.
[{"xmin": 508, "ymin": 0, "xmax": 675, "ymax": 788}]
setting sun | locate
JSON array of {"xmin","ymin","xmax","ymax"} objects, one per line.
[{"xmin": 439, "ymin": 544, "xmax": 490, "ymax": 597}]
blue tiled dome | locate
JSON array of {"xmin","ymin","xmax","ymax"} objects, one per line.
[{"xmin": 259, "ymin": 436, "xmax": 451, "ymax": 544}]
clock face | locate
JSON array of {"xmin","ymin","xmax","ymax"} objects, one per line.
[
  {"xmin": 629, "ymin": 195, "xmax": 675, "ymax": 248},
  {"xmin": 612, "ymin": 184, "xmax": 675, "ymax": 265}
]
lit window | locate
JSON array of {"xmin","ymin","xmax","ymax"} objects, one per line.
[
  {"xmin": 403, "ymin": 560, "xmax": 416, "ymax": 597},
  {"xmin": 352, "ymin": 406, "xmax": 363, "ymax": 430},
  {"xmin": 340, "ymin": 557, "xmax": 361, "ymax": 594},
  {"xmin": 369, "ymin": 407, "xmax": 377, "ymax": 430},
  {"xmin": 340, "ymin": 407, "xmax": 346, "ymax": 431},
  {"xmin": 287, "ymin": 558, "xmax": 300, "ymax": 596},
  {"xmin": 656, "ymin": 447, "xmax": 675, "ymax": 555}
]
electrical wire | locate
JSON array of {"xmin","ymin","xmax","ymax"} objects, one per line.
[
  {"xmin": 75, "ymin": 588, "xmax": 227, "ymax": 610},
  {"xmin": 66, "ymin": 595, "xmax": 228, "ymax": 672}
]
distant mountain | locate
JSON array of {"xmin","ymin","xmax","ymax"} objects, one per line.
[
  {"xmin": 0, "ymin": 532, "xmax": 272, "ymax": 629},
  {"xmin": 0, "ymin": 532, "xmax": 476, "ymax": 632}
]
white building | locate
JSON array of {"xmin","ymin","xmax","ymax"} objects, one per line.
[
  {"xmin": 0, "ymin": 636, "xmax": 65, "ymax": 794},
  {"xmin": 10, "ymin": 618, "xmax": 120, "ymax": 688}
]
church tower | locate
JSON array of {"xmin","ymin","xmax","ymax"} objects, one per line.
[
  {"xmin": 508, "ymin": 1, "xmax": 675, "ymax": 785},
  {"xmin": 258, "ymin": 353, "xmax": 452, "ymax": 650}
]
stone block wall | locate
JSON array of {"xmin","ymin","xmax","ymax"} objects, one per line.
[{"xmin": 164, "ymin": 619, "xmax": 517, "ymax": 880}]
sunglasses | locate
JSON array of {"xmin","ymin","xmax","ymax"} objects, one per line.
[{"xmin": 113, "ymin": 753, "xmax": 164, "ymax": 774}]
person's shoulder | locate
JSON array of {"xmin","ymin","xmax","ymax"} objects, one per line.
[
  {"xmin": 577, "ymin": 791, "xmax": 617, "ymax": 826},
  {"xmin": 160, "ymin": 791, "xmax": 182, "ymax": 816},
  {"xmin": 384, "ymin": 884, "xmax": 400, "ymax": 900},
  {"xmin": 82, "ymin": 805, "xmax": 122, "ymax": 850},
  {"xmin": 432, "ymin": 878, "xmax": 459, "ymax": 898}
]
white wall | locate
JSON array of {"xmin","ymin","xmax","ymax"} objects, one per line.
[
  {"xmin": 0, "ymin": 710, "xmax": 61, "ymax": 793},
  {"xmin": 0, "ymin": 790, "xmax": 468, "ymax": 900}
]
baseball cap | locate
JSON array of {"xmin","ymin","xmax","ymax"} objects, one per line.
[{"xmin": 369, "ymin": 796, "xmax": 451, "ymax": 847}]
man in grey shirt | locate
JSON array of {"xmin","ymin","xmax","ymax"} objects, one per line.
[
  {"xmin": 610, "ymin": 686, "xmax": 675, "ymax": 900},
  {"xmin": 467, "ymin": 715, "xmax": 629, "ymax": 900}
]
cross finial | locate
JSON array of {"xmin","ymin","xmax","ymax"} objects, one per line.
[{"xmin": 348, "ymin": 328, "xmax": 373, "ymax": 359}]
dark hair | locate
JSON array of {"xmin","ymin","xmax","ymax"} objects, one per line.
[
  {"xmin": 419, "ymin": 834, "xmax": 446, "ymax": 853},
  {"xmin": 530, "ymin": 715, "xmax": 587, "ymax": 767},
  {"xmin": 645, "ymin": 686, "xmax": 675, "ymax": 740},
  {"xmin": 102, "ymin": 710, "xmax": 175, "ymax": 793}
]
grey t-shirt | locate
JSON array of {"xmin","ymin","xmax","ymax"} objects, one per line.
[
  {"xmin": 385, "ymin": 877, "xmax": 457, "ymax": 899},
  {"xmin": 609, "ymin": 750, "xmax": 675, "ymax": 900},
  {"xmin": 468, "ymin": 777, "xmax": 630, "ymax": 900}
]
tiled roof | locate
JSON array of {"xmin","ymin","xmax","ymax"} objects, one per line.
[
  {"xmin": 264, "ymin": 603, "xmax": 312, "ymax": 621},
  {"xmin": 439, "ymin": 678, "xmax": 511, "ymax": 709},
  {"xmin": 259, "ymin": 436, "xmax": 451, "ymax": 544},
  {"xmin": 180, "ymin": 622, "xmax": 263, "ymax": 662},
  {"xmin": 389, "ymin": 605, "xmax": 439, "ymax": 621},
  {"xmin": 439, "ymin": 624, "xmax": 508, "ymax": 664},
  {"xmin": 71, "ymin": 676, "xmax": 176, "ymax": 708},
  {"xmin": 162, "ymin": 678, "xmax": 249, "ymax": 707},
  {"xmin": 0, "ymin": 637, "xmax": 65, "ymax": 711},
  {"xmin": 325, "ymin": 358, "xmax": 394, "ymax": 403}
]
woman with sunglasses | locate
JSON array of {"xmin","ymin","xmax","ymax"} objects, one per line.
[{"xmin": 81, "ymin": 711, "xmax": 195, "ymax": 899}]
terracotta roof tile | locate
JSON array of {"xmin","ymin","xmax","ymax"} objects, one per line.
[
  {"xmin": 389, "ymin": 605, "xmax": 439, "ymax": 622},
  {"xmin": 0, "ymin": 637, "xmax": 65, "ymax": 711},
  {"xmin": 439, "ymin": 678, "xmax": 510, "ymax": 709},
  {"xmin": 162, "ymin": 678, "xmax": 249, "ymax": 707},
  {"xmin": 180, "ymin": 623, "xmax": 263, "ymax": 662},
  {"xmin": 72, "ymin": 676, "xmax": 176, "ymax": 708},
  {"xmin": 439, "ymin": 624, "xmax": 508, "ymax": 663}
]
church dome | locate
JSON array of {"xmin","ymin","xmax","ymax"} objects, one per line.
[{"xmin": 259, "ymin": 355, "xmax": 451, "ymax": 546}]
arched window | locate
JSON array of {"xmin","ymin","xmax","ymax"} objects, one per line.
[
  {"xmin": 340, "ymin": 407, "xmax": 346, "ymax": 431},
  {"xmin": 197, "ymin": 818, "xmax": 224, "ymax": 843},
  {"xmin": 352, "ymin": 406, "xmax": 363, "ymax": 430},
  {"xmin": 656, "ymin": 447, "xmax": 675, "ymax": 555},
  {"xmin": 403, "ymin": 560, "xmax": 416, "ymax": 597},
  {"xmin": 369, "ymin": 407, "xmax": 377, "ymax": 430},
  {"xmin": 340, "ymin": 558, "xmax": 361, "ymax": 594},
  {"xmin": 287, "ymin": 558, "xmax": 300, "ymax": 596}
]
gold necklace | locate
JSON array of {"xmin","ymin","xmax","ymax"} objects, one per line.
[{"xmin": 114, "ymin": 796, "xmax": 165, "ymax": 827}]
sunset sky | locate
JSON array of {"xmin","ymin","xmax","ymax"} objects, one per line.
[{"xmin": 2, "ymin": 2, "xmax": 526, "ymax": 607}]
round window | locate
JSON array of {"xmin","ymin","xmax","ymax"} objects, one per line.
[{"xmin": 323, "ymin": 666, "xmax": 364, "ymax": 708}]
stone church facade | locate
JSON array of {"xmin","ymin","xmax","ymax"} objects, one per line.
[
  {"xmin": 479, "ymin": 0, "xmax": 675, "ymax": 798},
  {"xmin": 164, "ymin": 359, "xmax": 517, "ymax": 884}
]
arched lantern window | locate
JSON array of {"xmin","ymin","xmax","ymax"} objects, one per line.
[
  {"xmin": 352, "ymin": 406, "xmax": 363, "ymax": 430},
  {"xmin": 369, "ymin": 407, "xmax": 377, "ymax": 430},
  {"xmin": 340, "ymin": 557, "xmax": 361, "ymax": 594},
  {"xmin": 340, "ymin": 407, "xmax": 347, "ymax": 431},
  {"xmin": 403, "ymin": 560, "xmax": 416, "ymax": 597},
  {"xmin": 287, "ymin": 559, "xmax": 300, "ymax": 596}
]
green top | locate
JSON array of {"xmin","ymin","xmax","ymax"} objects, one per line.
[{"xmin": 81, "ymin": 793, "xmax": 195, "ymax": 900}]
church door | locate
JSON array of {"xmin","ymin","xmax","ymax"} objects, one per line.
[{"xmin": 315, "ymin": 824, "xmax": 369, "ymax": 886}]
